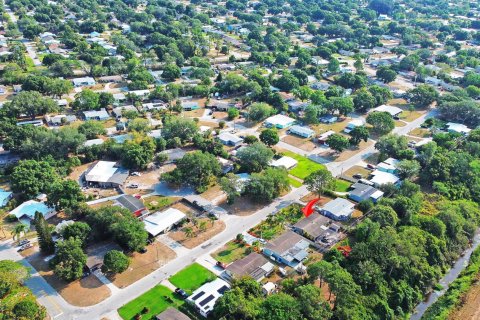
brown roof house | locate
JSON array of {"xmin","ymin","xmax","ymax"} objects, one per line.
[{"xmin": 225, "ymin": 253, "xmax": 274, "ymax": 282}]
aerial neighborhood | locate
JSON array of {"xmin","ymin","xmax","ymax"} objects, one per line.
[{"xmin": 2, "ymin": 0, "xmax": 480, "ymax": 319}]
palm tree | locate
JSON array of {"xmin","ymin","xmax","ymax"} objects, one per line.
[
  {"xmin": 184, "ymin": 227, "xmax": 194, "ymax": 238},
  {"xmin": 12, "ymin": 223, "xmax": 28, "ymax": 241},
  {"xmin": 199, "ymin": 221, "xmax": 207, "ymax": 233},
  {"xmin": 209, "ymin": 215, "xmax": 216, "ymax": 227}
]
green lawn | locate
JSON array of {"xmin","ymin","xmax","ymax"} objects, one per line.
[
  {"xmin": 212, "ymin": 240, "xmax": 249, "ymax": 263},
  {"xmin": 334, "ymin": 179, "xmax": 351, "ymax": 192},
  {"xmin": 249, "ymin": 204, "xmax": 304, "ymax": 240},
  {"xmin": 282, "ymin": 151, "xmax": 326, "ymax": 180},
  {"xmin": 144, "ymin": 195, "xmax": 177, "ymax": 211},
  {"xmin": 118, "ymin": 285, "xmax": 184, "ymax": 320},
  {"xmin": 288, "ymin": 177, "xmax": 303, "ymax": 188},
  {"xmin": 169, "ymin": 263, "xmax": 216, "ymax": 294}
]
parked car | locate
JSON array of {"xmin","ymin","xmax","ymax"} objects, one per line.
[
  {"xmin": 216, "ymin": 261, "xmax": 227, "ymax": 269},
  {"xmin": 18, "ymin": 239, "xmax": 30, "ymax": 246},
  {"xmin": 127, "ymin": 183, "xmax": 139, "ymax": 188},
  {"xmin": 353, "ymin": 173, "xmax": 362, "ymax": 179},
  {"xmin": 17, "ymin": 243, "xmax": 33, "ymax": 252},
  {"xmin": 366, "ymin": 164, "xmax": 376, "ymax": 170},
  {"xmin": 175, "ymin": 288, "xmax": 189, "ymax": 299},
  {"xmin": 130, "ymin": 172, "xmax": 141, "ymax": 176},
  {"xmin": 139, "ymin": 247, "xmax": 147, "ymax": 254}
]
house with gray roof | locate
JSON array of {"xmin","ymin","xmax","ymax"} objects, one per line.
[
  {"xmin": 319, "ymin": 198, "xmax": 355, "ymax": 221},
  {"xmin": 263, "ymin": 231, "xmax": 309, "ymax": 267},
  {"xmin": 348, "ymin": 182, "xmax": 384, "ymax": 203},
  {"xmin": 225, "ymin": 252, "xmax": 274, "ymax": 282}
]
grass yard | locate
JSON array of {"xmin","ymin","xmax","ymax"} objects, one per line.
[
  {"xmin": 118, "ymin": 285, "xmax": 183, "ymax": 320},
  {"xmin": 248, "ymin": 204, "xmax": 304, "ymax": 240},
  {"xmin": 281, "ymin": 151, "xmax": 326, "ymax": 180},
  {"xmin": 212, "ymin": 240, "xmax": 250, "ymax": 264},
  {"xmin": 334, "ymin": 179, "xmax": 351, "ymax": 192},
  {"xmin": 143, "ymin": 195, "xmax": 177, "ymax": 211},
  {"xmin": 169, "ymin": 263, "xmax": 216, "ymax": 294},
  {"xmin": 288, "ymin": 177, "xmax": 303, "ymax": 188}
]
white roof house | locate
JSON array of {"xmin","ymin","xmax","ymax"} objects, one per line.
[
  {"xmin": 320, "ymin": 198, "xmax": 355, "ymax": 221},
  {"xmin": 83, "ymin": 138, "xmax": 104, "ymax": 147},
  {"xmin": 264, "ymin": 114, "xmax": 295, "ymax": 129},
  {"xmin": 217, "ymin": 132, "xmax": 243, "ymax": 146},
  {"xmin": 187, "ymin": 278, "xmax": 230, "ymax": 317},
  {"xmin": 112, "ymin": 105, "xmax": 137, "ymax": 118},
  {"xmin": 446, "ymin": 122, "xmax": 471, "ymax": 135},
  {"xmin": 72, "ymin": 77, "xmax": 96, "ymax": 87},
  {"xmin": 377, "ymin": 157, "xmax": 400, "ymax": 173},
  {"xmin": 369, "ymin": 170, "xmax": 400, "ymax": 187},
  {"xmin": 11, "ymin": 200, "xmax": 56, "ymax": 222},
  {"xmin": 83, "ymin": 108, "xmax": 110, "ymax": 121},
  {"xmin": 344, "ymin": 119, "xmax": 366, "ymax": 133},
  {"xmin": 270, "ymin": 156, "xmax": 298, "ymax": 170},
  {"xmin": 142, "ymin": 208, "xmax": 186, "ymax": 236},
  {"xmin": 372, "ymin": 105, "xmax": 403, "ymax": 117},
  {"xmin": 288, "ymin": 125, "xmax": 315, "ymax": 138},
  {"xmin": 84, "ymin": 161, "xmax": 129, "ymax": 187}
]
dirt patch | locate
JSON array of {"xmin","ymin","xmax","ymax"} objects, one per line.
[
  {"xmin": 171, "ymin": 201, "xmax": 201, "ymax": 217},
  {"xmin": 201, "ymin": 185, "xmax": 226, "ymax": 203},
  {"xmin": 343, "ymin": 166, "xmax": 371, "ymax": 179},
  {"xmin": 125, "ymin": 168, "xmax": 162, "ymax": 187},
  {"xmin": 332, "ymin": 140, "xmax": 374, "ymax": 162},
  {"xmin": 212, "ymin": 112, "xmax": 228, "ymax": 120},
  {"xmin": 220, "ymin": 197, "xmax": 265, "ymax": 216},
  {"xmin": 184, "ymin": 109, "xmax": 205, "ymax": 118},
  {"xmin": 449, "ymin": 278, "xmax": 480, "ymax": 320},
  {"xmin": 108, "ymin": 241, "xmax": 176, "ymax": 288},
  {"xmin": 299, "ymin": 193, "xmax": 334, "ymax": 205},
  {"xmin": 169, "ymin": 219, "xmax": 225, "ymax": 249},
  {"xmin": 409, "ymin": 128, "xmax": 431, "ymax": 138},
  {"xmin": 281, "ymin": 135, "xmax": 316, "ymax": 152},
  {"xmin": 25, "ymin": 248, "xmax": 111, "ymax": 306},
  {"xmin": 68, "ymin": 162, "xmax": 93, "ymax": 182},
  {"xmin": 198, "ymin": 121, "xmax": 218, "ymax": 128},
  {"xmin": 311, "ymin": 119, "xmax": 350, "ymax": 134},
  {"xmin": 84, "ymin": 187, "xmax": 121, "ymax": 200}
]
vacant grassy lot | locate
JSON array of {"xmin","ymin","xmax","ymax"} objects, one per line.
[
  {"xmin": 288, "ymin": 176, "xmax": 303, "ymax": 188},
  {"xmin": 212, "ymin": 240, "xmax": 250, "ymax": 264},
  {"xmin": 143, "ymin": 195, "xmax": 178, "ymax": 211},
  {"xmin": 282, "ymin": 151, "xmax": 326, "ymax": 180},
  {"xmin": 118, "ymin": 285, "xmax": 183, "ymax": 320},
  {"xmin": 334, "ymin": 179, "xmax": 351, "ymax": 192},
  {"xmin": 169, "ymin": 263, "xmax": 216, "ymax": 294}
]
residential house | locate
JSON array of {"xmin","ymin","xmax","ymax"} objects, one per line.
[
  {"xmin": 287, "ymin": 100, "xmax": 308, "ymax": 112},
  {"xmin": 446, "ymin": 122, "xmax": 471, "ymax": 135},
  {"xmin": 83, "ymin": 109, "xmax": 110, "ymax": 121},
  {"xmin": 98, "ymin": 75, "xmax": 123, "ymax": 83},
  {"xmin": 288, "ymin": 125, "xmax": 315, "ymax": 138},
  {"xmin": 292, "ymin": 213, "xmax": 332, "ymax": 242},
  {"xmin": 377, "ymin": 158, "xmax": 399, "ymax": 174},
  {"xmin": 343, "ymin": 119, "xmax": 365, "ymax": 133},
  {"xmin": 72, "ymin": 77, "xmax": 96, "ymax": 87},
  {"xmin": 142, "ymin": 208, "xmax": 186, "ymax": 237},
  {"xmin": 112, "ymin": 105, "xmax": 137, "ymax": 118},
  {"xmin": 45, "ymin": 114, "xmax": 77, "ymax": 126},
  {"xmin": 84, "ymin": 161, "xmax": 129, "ymax": 188},
  {"xmin": 225, "ymin": 253, "xmax": 274, "ymax": 282},
  {"xmin": 217, "ymin": 132, "xmax": 244, "ymax": 146},
  {"xmin": 319, "ymin": 198, "xmax": 355, "ymax": 221},
  {"xmin": 371, "ymin": 105, "xmax": 403, "ymax": 117},
  {"xmin": 11, "ymin": 200, "xmax": 56, "ymax": 226},
  {"xmin": 317, "ymin": 130, "xmax": 335, "ymax": 145},
  {"xmin": 369, "ymin": 170, "xmax": 400, "ymax": 187},
  {"xmin": 270, "ymin": 156, "xmax": 298, "ymax": 170},
  {"xmin": 182, "ymin": 101, "xmax": 200, "ymax": 111},
  {"xmin": 116, "ymin": 195, "xmax": 147, "ymax": 217},
  {"xmin": 0, "ymin": 189, "xmax": 12, "ymax": 207},
  {"xmin": 348, "ymin": 182, "xmax": 384, "ymax": 203},
  {"xmin": 263, "ymin": 230, "xmax": 310, "ymax": 267},
  {"xmin": 186, "ymin": 278, "xmax": 230, "ymax": 318},
  {"xmin": 264, "ymin": 114, "xmax": 295, "ymax": 129},
  {"xmin": 319, "ymin": 114, "xmax": 338, "ymax": 124}
]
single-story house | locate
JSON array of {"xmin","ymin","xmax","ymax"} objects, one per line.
[
  {"xmin": 113, "ymin": 93, "xmax": 127, "ymax": 103},
  {"xmin": 263, "ymin": 230, "xmax": 310, "ymax": 267},
  {"xmin": 348, "ymin": 182, "xmax": 384, "ymax": 203},
  {"xmin": 142, "ymin": 102, "xmax": 167, "ymax": 111},
  {"xmin": 128, "ymin": 90, "xmax": 150, "ymax": 98},
  {"xmin": 288, "ymin": 125, "xmax": 315, "ymax": 138},
  {"xmin": 10, "ymin": 200, "xmax": 56, "ymax": 225},
  {"xmin": 116, "ymin": 195, "xmax": 147, "ymax": 217},
  {"xmin": 217, "ymin": 132, "xmax": 244, "ymax": 146},
  {"xmin": 182, "ymin": 101, "xmax": 200, "ymax": 111},
  {"xmin": 225, "ymin": 252, "xmax": 274, "ymax": 282},
  {"xmin": 319, "ymin": 115, "xmax": 338, "ymax": 124},
  {"xmin": 17, "ymin": 120, "xmax": 43, "ymax": 127},
  {"xmin": 235, "ymin": 173, "xmax": 251, "ymax": 192},
  {"xmin": 186, "ymin": 278, "xmax": 230, "ymax": 318},
  {"xmin": 112, "ymin": 105, "xmax": 137, "ymax": 118},
  {"xmin": 111, "ymin": 134, "xmax": 133, "ymax": 144},
  {"xmin": 377, "ymin": 158, "xmax": 399, "ymax": 174},
  {"xmin": 84, "ymin": 139, "xmax": 104, "ymax": 147},
  {"xmin": 84, "ymin": 161, "xmax": 129, "ymax": 188},
  {"xmin": 344, "ymin": 119, "xmax": 365, "ymax": 133},
  {"xmin": 211, "ymin": 102, "xmax": 230, "ymax": 111},
  {"xmin": 371, "ymin": 105, "xmax": 403, "ymax": 117},
  {"xmin": 163, "ymin": 148, "xmax": 187, "ymax": 163},
  {"xmin": 369, "ymin": 170, "xmax": 400, "ymax": 187},
  {"xmin": 270, "ymin": 156, "xmax": 298, "ymax": 170},
  {"xmin": 317, "ymin": 130, "xmax": 335, "ymax": 145},
  {"xmin": 45, "ymin": 114, "xmax": 77, "ymax": 126},
  {"xmin": 72, "ymin": 77, "xmax": 96, "ymax": 87},
  {"xmin": 446, "ymin": 122, "xmax": 471, "ymax": 135},
  {"xmin": 262, "ymin": 282, "xmax": 276, "ymax": 295},
  {"xmin": 292, "ymin": 213, "xmax": 332, "ymax": 242},
  {"xmin": 287, "ymin": 100, "xmax": 308, "ymax": 112},
  {"xmin": 319, "ymin": 198, "xmax": 355, "ymax": 221},
  {"xmin": 83, "ymin": 109, "xmax": 110, "ymax": 121},
  {"xmin": 97, "ymin": 75, "xmax": 123, "ymax": 83},
  {"xmin": 142, "ymin": 208, "xmax": 186, "ymax": 237},
  {"xmin": 264, "ymin": 115, "xmax": 295, "ymax": 129},
  {"xmin": 218, "ymin": 157, "xmax": 234, "ymax": 174},
  {"xmin": 156, "ymin": 308, "xmax": 191, "ymax": 320},
  {"xmin": 0, "ymin": 189, "xmax": 12, "ymax": 207}
]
